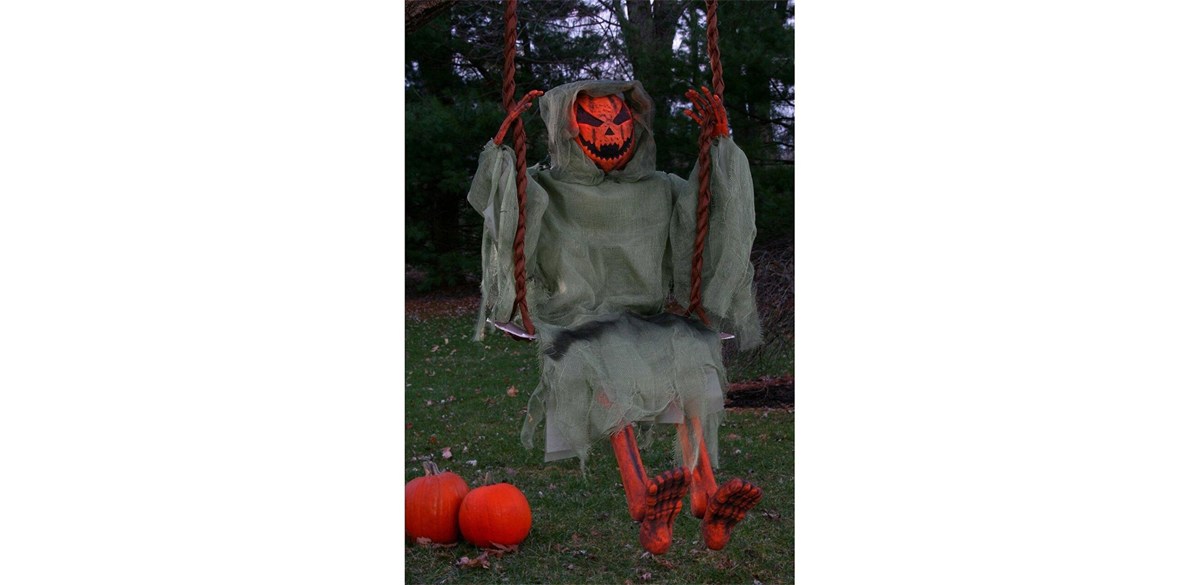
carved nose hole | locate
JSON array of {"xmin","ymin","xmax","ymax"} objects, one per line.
[{"xmin": 605, "ymin": 127, "xmax": 615, "ymax": 135}]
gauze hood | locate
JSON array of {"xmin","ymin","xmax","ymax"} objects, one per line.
[{"xmin": 539, "ymin": 80, "xmax": 657, "ymax": 185}]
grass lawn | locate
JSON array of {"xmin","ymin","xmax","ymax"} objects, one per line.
[{"xmin": 405, "ymin": 308, "xmax": 794, "ymax": 584}]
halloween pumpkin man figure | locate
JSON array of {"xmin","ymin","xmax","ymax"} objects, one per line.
[{"xmin": 468, "ymin": 80, "xmax": 762, "ymax": 555}]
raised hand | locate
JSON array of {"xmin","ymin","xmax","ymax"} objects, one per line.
[
  {"xmin": 683, "ymin": 87, "xmax": 729, "ymax": 138},
  {"xmin": 493, "ymin": 89, "xmax": 544, "ymax": 145}
]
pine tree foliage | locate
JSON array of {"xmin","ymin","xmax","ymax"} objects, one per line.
[{"xmin": 406, "ymin": 0, "xmax": 793, "ymax": 290}]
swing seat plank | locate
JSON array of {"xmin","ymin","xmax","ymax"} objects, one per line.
[{"xmin": 487, "ymin": 319, "xmax": 733, "ymax": 342}]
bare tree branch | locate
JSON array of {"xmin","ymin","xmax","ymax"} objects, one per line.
[{"xmin": 406, "ymin": 0, "xmax": 457, "ymax": 34}]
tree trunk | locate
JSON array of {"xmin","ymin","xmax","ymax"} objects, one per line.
[{"xmin": 612, "ymin": 0, "xmax": 686, "ymax": 120}]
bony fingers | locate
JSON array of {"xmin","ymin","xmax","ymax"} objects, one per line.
[
  {"xmin": 520, "ymin": 90, "xmax": 541, "ymax": 107},
  {"xmin": 508, "ymin": 90, "xmax": 542, "ymax": 116}
]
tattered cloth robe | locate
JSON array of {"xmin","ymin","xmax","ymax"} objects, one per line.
[{"xmin": 468, "ymin": 79, "xmax": 761, "ymax": 469}]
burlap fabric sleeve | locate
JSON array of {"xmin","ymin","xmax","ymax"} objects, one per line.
[
  {"xmin": 465, "ymin": 141, "xmax": 548, "ymax": 340},
  {"xmin": 671, "ymin": 136, "xmax": 763, "ymax": 349}
]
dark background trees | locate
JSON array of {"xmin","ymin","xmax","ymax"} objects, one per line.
[{"xmin": 405, "ymin": 0, "xmax": 793, "ymax": 290}]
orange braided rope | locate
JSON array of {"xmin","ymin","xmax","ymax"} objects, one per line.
[
  {"xmin": 706, "ymin": 0, "xmax": 725, "ymax": 99},
  {"xmin": 689, "ymin": 124, "xmax": 714, "ymax": 325},
  {"xmin": 502, "ymin": 0, "xmax": 535, "ymax": 336},
  {"xmin": 685, "ymin": 0, "xmax": 725, "ymax": 326}
]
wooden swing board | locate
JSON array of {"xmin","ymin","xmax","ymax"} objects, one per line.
[
  {"xmin": 487, "ymin": 318, "xmax": 537, "ymax": 340},
  {"xmin": 486, "ymin": 319, "xmax": 734, "ymax": 341}
]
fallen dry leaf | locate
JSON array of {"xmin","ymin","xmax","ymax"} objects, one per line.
[
  {"xmin": 486, "ymin": 542, "xmax": 520, "ymax": 555},
  {"xmin": 455, "ymin": 553, "xmax": 491, "ymax": 569},
  {"xmin": 412, "ymin": 537, "xmax": 455, "ymax": 549}
]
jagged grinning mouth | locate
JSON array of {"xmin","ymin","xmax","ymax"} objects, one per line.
[{"xmin": 581, "ymin": 135, "xmax": 633, "ymax": 161}]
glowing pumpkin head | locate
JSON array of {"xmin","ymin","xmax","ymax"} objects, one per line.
[{"xmin": 573, "ymin": 93, "xmax": 636, "ymax": 173}]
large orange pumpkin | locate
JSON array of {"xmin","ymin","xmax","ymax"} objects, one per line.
[
  {"xmin": 405, "ymin": 462, "xmax": 469, "ymax": 544},
  {"xmin": 458, "ymin": 482, "xmax": 532, "ymax": 548}
]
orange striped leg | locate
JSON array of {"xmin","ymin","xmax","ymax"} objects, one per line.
[
  {"xmin": 610, "ymin": 424, "xmax": 691, "ymax": 554},
  {"xmin": 678, "ymin": 416, "xmax": 720, "ymax": 518},
  {"xmin": 679, "ymin": 416, "xmax": 763, "ymax": 550},
  {"xmin": 609, "ymin": 424, "xmax": 648, "ymax": 521},
  {"xmin": 640, "ymin": 466, "xmax": 690, "ymax": 554}
]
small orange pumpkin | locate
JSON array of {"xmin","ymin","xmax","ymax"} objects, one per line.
[
  {"xmin": 405, "ymin": 461, "xmax": 469, "ymax": 544},
  {"xmin": 458, "ymin": 481, "xmax": 532, "ymax": 548}
]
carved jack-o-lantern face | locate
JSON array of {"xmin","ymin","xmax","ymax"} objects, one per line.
[{"xmin": 573, "ymin": 93, "xmax": 635, "ymax": 173}]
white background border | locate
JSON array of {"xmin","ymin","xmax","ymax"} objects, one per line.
[{"xmin": 2, "ymin": 1, "xmax": 1197, "ymax": 583}]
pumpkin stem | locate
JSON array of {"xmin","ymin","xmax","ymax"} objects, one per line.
[{"xmin": 423, "ymin": 460, "xmax": 442, "ymax": 476}]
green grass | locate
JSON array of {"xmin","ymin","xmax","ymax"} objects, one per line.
[{"xmin": 405, "ymin": 313, "xmax": 794, "ymax": 584}]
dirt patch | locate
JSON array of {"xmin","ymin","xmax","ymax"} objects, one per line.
[
  {"xmin": 725, "ymin": 375, "xmax": 794, "ymax": 408},
  {"xmin": 405, "ymin": 286, "xmax": 480, "ymax": 321}
]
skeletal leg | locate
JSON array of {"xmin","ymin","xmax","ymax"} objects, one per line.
[
  {"xmin": 677, "ymin": 415, "xmax": 763, "ymax": 550},
  {"xmin": 609, "ymin": 424, "xmax": 691, "ymax": 555},
  {"xmin": 640, "ymin": 466, "xmax": 690, "ymax": 555},
  {"xmin": 609, "ymin": 424, "xmax": 648, "ymax": 521},
  {"xmin": 677, "ymin": 416, "xmax": 719, "ymax": 518},
  {"xmin": 702, "ymin": 477, "xmax": 763, "ymax": 550}
]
